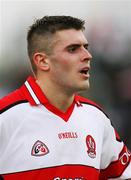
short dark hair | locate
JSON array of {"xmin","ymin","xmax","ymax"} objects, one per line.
[{"xmin": 27, "ymin": 15, "xmax": 85, "ymax": 72}]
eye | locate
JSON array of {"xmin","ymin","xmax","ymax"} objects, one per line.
[
  {"xmin": 84, "ymin": 44, "xmax": 89, "ymax": 50},
  {"xmin": 67, "ymin": 45, "xmax": 80, "ymax": 53}
]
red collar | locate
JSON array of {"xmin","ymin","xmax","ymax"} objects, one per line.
[{"xmin": 21, "ymin": 76, "xmax": 81, "ymax": 121}]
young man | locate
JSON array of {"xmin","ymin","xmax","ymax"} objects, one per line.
[{"xmin": 0, "ymin": 16, "xmax": 131, "ymax": 180}]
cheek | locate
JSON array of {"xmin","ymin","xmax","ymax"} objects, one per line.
[
  {"xmin": 50, "ymin": 54, "xmax": 77, "ymax": 75},
  {"xmin": 55, "ymin": 59, "xmax": 72, "ymax": 72},
  {"xmin": 60, "ymin": 56, "xmax": 77, "ymax": 72},
  {"xmin": 61, "ymin": 62, "xmax": 71, "ymax": 71}
]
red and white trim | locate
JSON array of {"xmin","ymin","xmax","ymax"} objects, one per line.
[{"xmin": 25, "ymin": 81, "xmax": 40, "ymax": 105}]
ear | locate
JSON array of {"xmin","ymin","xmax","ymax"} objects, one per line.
[{"xmin": 33, "ymin": 52, "xmax": 49, "ymax": 71}]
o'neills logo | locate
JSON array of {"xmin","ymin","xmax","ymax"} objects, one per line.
[
  {"xmin": 86, "ymin": 135, "xmax": 96, "ymax": 158},
  {"xmin": 58, "ymin": 132, "xmax": 78, "ymax": 139}
]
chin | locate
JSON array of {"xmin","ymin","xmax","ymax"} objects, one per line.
[
  {"xmin": 76, "ymin": 83, "xmax": 90, "ymax": 93},
  {"xmin": 81, "ymin": 86, "xmax": 90, "ymax": 91},
  {"xmin": 82, "ymin": 81, "xmax": 90, "ymax": 89}
]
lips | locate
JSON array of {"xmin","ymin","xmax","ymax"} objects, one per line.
[{"xmin": 79, "ymin": 67, "xmax": 90, "ymax": 75}]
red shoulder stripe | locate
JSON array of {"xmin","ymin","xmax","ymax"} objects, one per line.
[
  {"xmin": 76, "ymin": 95, "xmax": 109, "ymax": 118},
  {"xmin": 0, "ymin": 88, "xmax": 28, "ymax": 113},
  {"xmin": 76, "ymin": 95, "xmax": 101, "ymax": 108},
  {"xmin": 75, "ymin": 95, "xmax": 109, "ymax": 118}
]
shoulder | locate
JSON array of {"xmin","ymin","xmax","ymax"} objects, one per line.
[
  {"xmin": 75, "ymin": 95, "xmax": 109, "ymax": 118},
  {"xmin": 0, "ymin": 88, "xmax": 28, "ymax": 114},
  {"xmin": 76, "ymin": 95, "xmax": 101, "ymax": 107}
]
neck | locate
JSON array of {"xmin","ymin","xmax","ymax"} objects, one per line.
[{"xmin": 36, "ymin": 78, "xmax": 75, "ymax": 112}]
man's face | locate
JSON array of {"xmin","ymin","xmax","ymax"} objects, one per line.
[{"xmin": 47, "ymin": 29, "xmax": 92, "ymax": 94}]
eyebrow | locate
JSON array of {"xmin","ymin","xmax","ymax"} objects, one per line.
[{"xmin": 66, "ymin": 43, "xmax": 89, "ymax": 49}]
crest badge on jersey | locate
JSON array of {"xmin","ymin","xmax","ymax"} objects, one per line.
[
  {"xmin": 86, "ymin": 135, "xmax": 96, "ymax": 158},
  {"xmin": 31, "ymin": 140, "xmax": 49, "ymax": 156}
]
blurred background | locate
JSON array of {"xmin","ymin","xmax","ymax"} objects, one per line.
[{"xmin": 0, "ymin": 0, "xmax": 131, "ymax": 149}]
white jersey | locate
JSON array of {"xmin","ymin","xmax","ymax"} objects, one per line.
[{"xmin": 0, "ymin": 76, "xmax": 131, "ymax": 180}]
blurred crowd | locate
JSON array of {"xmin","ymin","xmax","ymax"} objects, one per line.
[{"xmin": 86, "ymin": 20, "xmax": 131, "ymax": 149}]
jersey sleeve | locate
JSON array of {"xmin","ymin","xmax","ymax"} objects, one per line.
[{"xmin": 99, "ymin": 118, "xmax": 131, "ymax": 180}]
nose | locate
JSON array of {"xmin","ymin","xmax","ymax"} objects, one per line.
[{"xmin": 81, "ymin": 48, "xmax": 92, "ymax": 62}]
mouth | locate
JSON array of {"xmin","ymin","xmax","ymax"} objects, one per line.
[{"xmin": 79, "ymin": 67, "xmax": 90, "ymax": 77}]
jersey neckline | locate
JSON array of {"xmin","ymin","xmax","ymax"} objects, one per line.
[{"xmin": 22, "ymin": 76, "xmax": 80, "ymax": 122}]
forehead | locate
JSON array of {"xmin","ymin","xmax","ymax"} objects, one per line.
[{"xmin": 53, "ymin": 29, "xmax": 88, "ymax": 47}]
